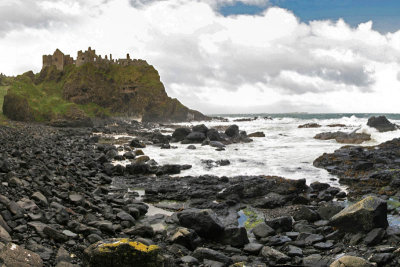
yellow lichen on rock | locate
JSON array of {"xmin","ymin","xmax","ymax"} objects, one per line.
[
  {"xmin": 98, "ymin": 238, "xmax": 159, "ymax": 253},
  {"xmin": 84, "ymin": 238, "xmax": 164, "ymax": 267}
]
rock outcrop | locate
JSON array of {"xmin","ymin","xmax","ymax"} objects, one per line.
[
  {"xmin": 314, "ymin": 131, "xmax": 371, "ymax": 144},
  {"xmin": 367, "ymin": 116, "xmax": 397, "ymax": 132}
]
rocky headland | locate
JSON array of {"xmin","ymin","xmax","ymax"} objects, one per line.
[{"xmin": 2, "ymin": 48, "xmax": 208, "ymax": 125}]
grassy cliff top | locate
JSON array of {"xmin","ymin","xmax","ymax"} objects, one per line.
[{"xmin": 3, "ymin": 61, "xmax": 206, "ymax": 123}]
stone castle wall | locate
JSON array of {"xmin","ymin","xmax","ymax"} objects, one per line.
[{"xmin": 42, "ymin": 47, "xmax": 147, "ymax": 71}]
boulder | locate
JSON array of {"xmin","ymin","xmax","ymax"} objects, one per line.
[
  {"xmin": 252, "ymin": 223, "xmax": 275, "ymax": 239},
  {"xmin": 192, "ymin": 124, "xmax": 208, "ymax": 134},
  {"xmin": 265, "ymin": 216, "xmax": 293, "ymax": 233},
  {"xmin": 185, "ymin": 132, "xmax": 206, "ymax": 143},
  {"xmin": 0, "ymin": 243, "xmax": 43, "ymax": 267},
  {"xmin": 168, "ymin": 227, "xmax": 201, "ymax": 250},
  {"xmin": 172, "ymin": 128, "xmax": 191, "ymax": 142},
  {"xmin": 330, "ymin": 255, "xmax": 374, "ymax": 267},
  {"xmin": 83, "ymin": 238, "xmax": 163, "ymax": 267},
  {"xmin": 207, "ymin": 129, "xmax": 222, "ymax": 141},
  {"xmin": 221, "ymin": 227, "xmax": 249, "ymax": 247},
  {"xmin": 225, "ymin": 125, "xmax": 239, "ymax": 137},
  {"xmin": 330, "ymin": 196, "xmax": 388, "ymax": 232},
  {"xmin": 367, "ymin": 116, "xmax": 397, "ymax": 132},
  {"xmin": 177, "ymin": 209, "xmax": 224, "ymax": 240}
]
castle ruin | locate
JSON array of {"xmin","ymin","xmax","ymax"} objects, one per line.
[{"xmin": 42, "ymin": 47, "xmax": 146, "ymax": 71}]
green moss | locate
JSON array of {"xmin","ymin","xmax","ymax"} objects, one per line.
[
  {"xmin": 243, "ymin": 208, "xmax": 264, "ymax": 230},
  {"xmin": 388, "ymin": 198, "xmax": 400, "ymax": 210}
]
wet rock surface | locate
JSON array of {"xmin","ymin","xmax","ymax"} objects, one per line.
[
  {"xmin": 314, "ymin": 131, "xmax": 371, "ymax": 144},
  {"xmin": 314, "ymin": 137, "xmax": 400, "ymax": 198},
  {"xmin": 367, "ymin": 116, "xmax": 398, "ymax": 132},
  {"xmin": 0, "ymin": 119, "xmax": 398, "ymax": 266}
]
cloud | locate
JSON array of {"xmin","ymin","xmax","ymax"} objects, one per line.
[
  {"xmin": 0, "ymin": 0, "xmax": 400, "ymax": 113},
  {"xmin": 129, "ymin": 0, "xmax": 269, "ymax": 9}
]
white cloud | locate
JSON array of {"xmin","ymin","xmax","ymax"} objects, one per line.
[{"xmin": 0, "ymin": 0, "xmax": 400, "ymax": 113}]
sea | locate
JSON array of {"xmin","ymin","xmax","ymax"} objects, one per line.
[{"xmin": 120, "ymin": 113, "xmax": 400, "ymax": 188}]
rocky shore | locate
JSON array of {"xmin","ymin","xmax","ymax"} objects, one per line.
[{"xmin": 0, "ymin": 119, "xmax": 399, "ymax": 266}]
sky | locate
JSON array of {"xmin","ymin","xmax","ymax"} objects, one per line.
[{"xmin": 0, "ymin": 0, "xmax": 400, "ymax": 114}]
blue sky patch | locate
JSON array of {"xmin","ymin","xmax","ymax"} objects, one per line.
[{"xmin": 220, "ymin": 0, "xmax": 400, "ymax": 33}]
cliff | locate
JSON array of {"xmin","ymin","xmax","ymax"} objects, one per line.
[{"xmin": 2, "ymin": 60, "xmax": 208, "ymax": 123}]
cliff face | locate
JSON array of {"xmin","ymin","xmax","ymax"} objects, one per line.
[{"xmin": 3, "ymin": 62, "xmax": 208, "ymax": 123}]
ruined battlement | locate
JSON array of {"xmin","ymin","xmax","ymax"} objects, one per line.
[{"xmin": 42, "ymin": 47, "xmax": 147, "ymax": 70}]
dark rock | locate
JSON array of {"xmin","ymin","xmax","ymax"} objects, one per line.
[
  {"xmin": 314, "ymin": 131, "xmax": 371, "ymax": 144},
  {"xmin": 287, "ymin": 245, "xmax": 303, "ymax": 257},
  {"xmin": 192, "ymin": 124, "xmax": 208, "ymax": 134},
  {"xmin": 369, "ymin": 253, "xmax": 393, "ymax": 265},
  {"xmin": 207, "ymin": 129, "xmax": 222, "ymax": 141},
  {"xmin": 252, "ymin": 223, "xmax": 275, "ymax": 239},
  {"xmin": 265, "ymin": 216, "xmax": 293, "ymax": 233},
  {"xmin": 185, "ymin": 132, "xmax": 206, "ymax": 143},
  {"xmin": 124, "ymin": 225, "xmax": 154, "ymax": 238},
  {"xmin": 298, "ymin": 123, "xmax": 321, "ymax": 128},
  {"xmin": 367, "ymin": 116, "xmax": 397, "ymax": 132},
  {"xmin": 168, "ymin": 227, "xmax": 201, "ymax": 250},
  {"xmin": 221, "ymin": 227, "xmax": 249, "ymax": 247},
  {"xmin": 192, "ymin": 247, "xmax": 231, "ymax": 265},
  {"xmin": 260, "ymin": 246, "xmax": 290, "ymax": 263},
  {"xmin": 177, "ymin": 209, "xmax": 224, "ymax": 240},
  {"xmin": 248, "ymin": 132, "xmax": 265, "ymax": 138},
  {"xmin": 254, "ymin": 192, "xmax": 286, "ymax": 209},
  {"xmin": 317, "ymin": 202, "xmax": 344, "ymax": 220},
  {"xmin": 225, "ymin": 125, "xmax": 239, "ymax": 137},
  {"xmin": 130, "ymin": 139, "xmax": 146, "ymax": 148},
  {"xmin": 294, "ymin": 206, "xmax": 320, "ymax": 222},
  {"xmin": 314, "ymin": 241, "xmax": 334, "ymax": 250},
  {"xmin": 266, "ymin": 235, "xmax": 291, "ymax": 246},
  {"xmin": 243, "ymin": 243, "xmax": 263, "ymax": 255},
  {"xmin": 363, "ymin": 228, "xmax": 385, "ymax": 246},
  {"xmin": 310, "ymin": 182, "xmax": 330, "ymax": 191},
  {"xmin": 180, "ymin": 256, "xmax": 199, "ymax": 266}
]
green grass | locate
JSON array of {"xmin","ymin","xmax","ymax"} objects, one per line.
[
  {"xmin": 8, "ymin": 69, "xmax": 112, "ymax": 121},
  {"xmin": 0, "ymin": 86, "xmax": 9, "ymax": 114}
]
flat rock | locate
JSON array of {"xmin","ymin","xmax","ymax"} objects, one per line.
[
  {"xmin": 0, "ymin": 243, "xmax": 43, "ymax": 267},
  {"xmin": 260, "ymin": 246, "xmax": 290, "ymax": 264},
  {"xmin": 330, "ymin": 255, "xmax": 374, "ymax": 267}
]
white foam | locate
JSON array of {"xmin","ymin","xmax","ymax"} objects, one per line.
[{"xmin": 140, "ymin": 116, "xmax": 400, "ymax": 187}]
